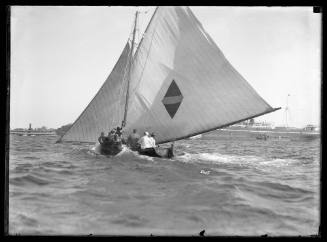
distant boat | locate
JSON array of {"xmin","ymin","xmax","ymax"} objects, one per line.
[
  {"xmin": 299, "ymin": 125, "xmax": 320, "ymax": 141},
  {"xmin": 57, "ymin": 7, "xmax": 280, "ymax": 157},
  {"xmin": 256, "ymin": 134, "xmax": 269, "ymax": 140}
]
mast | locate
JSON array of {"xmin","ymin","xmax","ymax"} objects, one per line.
[
  {"xmin": 133, "ymin": 7, "xmax": 159, "ymax": 62},
  {"xmin": 122, "ymin": 11, "xmax": 139, "ymax": 128}
]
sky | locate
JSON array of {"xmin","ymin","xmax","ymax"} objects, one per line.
[{"xmin": 10, "ymin": 6, "xmax": 321, "ymax": 129}]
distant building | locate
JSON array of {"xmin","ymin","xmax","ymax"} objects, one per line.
[
  {"xmin": 13, "ymin": 128, "xmax": 24, "ymax": 131},
  {"xmin": 303, "ymin": 124, "xmax": 319, "ymax": 132},
  {"xmin": 229, "ymin": 119, "xmax": 274, "ymax": 129},
  {"xmin": 251, "ymin": 122, "xmax": 275, "ymax": 129},
  {"xmin": 10, "ymin": 123, "xmax": 57, "ymax": 136}
]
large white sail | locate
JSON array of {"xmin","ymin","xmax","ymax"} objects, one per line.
[
  {"xmin": 59, "ymin": 42, "xmax": 131, "ymax": 142},
  {"xmin": 124, "ymin": 7, "xmax": 278, "ymax": 144}
]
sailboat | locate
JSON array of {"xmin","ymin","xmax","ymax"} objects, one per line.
[{"xmin": 57, "ymin": 6, "xmax": 280, "ymax": 157}]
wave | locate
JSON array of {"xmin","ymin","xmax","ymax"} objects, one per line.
[
  {"xmin": 23, "ymin": 156, "xmax": 41, "ymax": 160},
  {"xmin": 10, "ymin": 174, "xmax": 50, "ymax": 186},
  {"xmin": 253, "ymin": 181, "xmax": 314, "ymax": 195},
  {"xmin": 233, "ymin": 183, "xmax": 314, "ymax": 222},
  {"xmin": 41, "ymin": 161, "xmax": 77, "ymax": 170},
  {"xmin": 233, "ymin": 186, "xmax": 291, "ymax": 216},
  {"xmin": 15, "ymin": 214, "xmax": 39, "ymax": 227},
  {"xmin": 111, "ymin": 213, "xmax": 149, "ymax": 228}
]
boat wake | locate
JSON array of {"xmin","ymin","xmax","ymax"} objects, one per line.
[
  {"xmin": 115, "ymin": 145, "xmax": 133, "ymax": 156},
  {"xmin": 176, "ymin": 151, "xmax": 300, "ymax": 170},
  {"xmin": 89, "ymin": 144, "xmax": 131, "ymax": 156}
]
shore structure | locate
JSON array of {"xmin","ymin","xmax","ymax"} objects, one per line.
[{"xmin": 11, "ymin": 124, "xmax": 57, "ymax": 136}]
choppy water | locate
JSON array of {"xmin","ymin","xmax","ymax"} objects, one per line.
[{"xmin": 9, "ymin": 130, "xmax": 320, "ymax": 236}]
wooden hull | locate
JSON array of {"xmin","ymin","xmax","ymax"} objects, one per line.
[
  {"xmin": 137, "ymin": 147, "xmax": 173, "ymax": 158},
  {"xmin": 98, "ymin": 141, "xmax": 174, "ymax": 158},
  {"xmin": 99, "ymin": 141, "xmax": 123, "ymax": 156},
  {"xmin": 154, "ymin": 146, "xmax": 174, "ymax": 158},
  {"xmin": 130, "ymin": 145, "xmax": 174, "ymax": 159}
]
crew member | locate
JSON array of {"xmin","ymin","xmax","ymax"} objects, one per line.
[
  {"xmin": 138, "ymin": 132, "xmax": 160, "ymax": 157},
  {"xmin": 127, "ymin": 129, "xmax": 140, "ymax": 149},
  {"xmin": 114, "ymin": 126, "xmax": 123, "ymax": 142},
  {"xmin": 149, "ymin": 132, "xmax": 157, "ymax": 148},
  {"xmin": 116, "ymin": 126, "xmax": 122, "ymax": 137},
  {"xmin": 105, "ymin": 130, "xmax": 115, "ymax": 144},
  {"xmin": 138, "ymin": 132, "xmax": 152, "ymax": 149},
  {"xmin": 98, "ymin": 132, "xmax": 105, "ymax": 144}
]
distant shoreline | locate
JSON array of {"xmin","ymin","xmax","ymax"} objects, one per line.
[
  {"xmin": 221, "ymin": 128, "xmax": 320, "ymax": 135},
  {"xmin": 10, "ymin": 130, "xmax": 57, "ymax": 136}
]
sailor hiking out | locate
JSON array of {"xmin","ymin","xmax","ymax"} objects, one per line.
[
  {"xmin": 138, "ymin": 131, "xmax": 160, "ymax": 157},
  {"xmin": 138, "ymin": 132, "xmax": 152, "ymax": 149}
]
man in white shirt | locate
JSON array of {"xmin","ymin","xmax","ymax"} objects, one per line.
[
  {"xmin": 138, "ymin": 131, "xmax": 160, "ymax": 157},
  {"xmin": 138, "ymin": 132, "xmax": 152, "ymax": 149}
]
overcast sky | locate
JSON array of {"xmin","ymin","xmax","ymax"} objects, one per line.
[{"xmin": 10, "ymin": 6, "xmax": 321, "ymax": 129}]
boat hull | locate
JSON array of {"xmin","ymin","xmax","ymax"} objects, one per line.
[
  {"xmin": 97, "ymin": 139, "xmax": 174, "ymax": 158},
  {"xmin": 128, "ymin": 144, "xmax": 174, "ymax": 159},
  {"xmin": 137, "ymin": 147, "xmax": 174, "ymax": 158},
  {"xmin": 99, "ymin": 141, "xmax": 123, "ymax": 156}
]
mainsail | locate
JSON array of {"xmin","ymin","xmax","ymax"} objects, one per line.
[
  {"xmin": 59, "ymin": 6, "xmax": 279, "ymax": 144},
  {"xmin": 123, "ymin": 7, "xmax": 279, "ymax": 144}
]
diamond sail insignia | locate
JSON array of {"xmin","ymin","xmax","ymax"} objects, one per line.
[
  {"xmin": 58, "ymin": 7, "xmax": 280, "ymax": 144},
  {"xmin": 162, "ymin": 80, "xmax": 183, "ymax": 118}
]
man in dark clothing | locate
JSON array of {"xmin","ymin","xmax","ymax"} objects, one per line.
[
  {"xmin": 116, "ymin": 126, "xmax": 122, "ymax": 137},
  {"xmin": 114, "ymin": 126, "xmax": 123, "ymax": 142},
  {"xmin": 98, "ymin": 132, "xmax": 105, "ymax": 144},
  {"xmin": 127, "ymin": 129, "xmax": 141, "ymax": 150},
  {"xmin": 105, "ymin": 130, "xmax": 115, "ymax": 144}
]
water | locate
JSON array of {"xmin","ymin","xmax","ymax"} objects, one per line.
[{"xmin": 9, "ymin": 130, "xmax": 320, "ymax": 236}]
